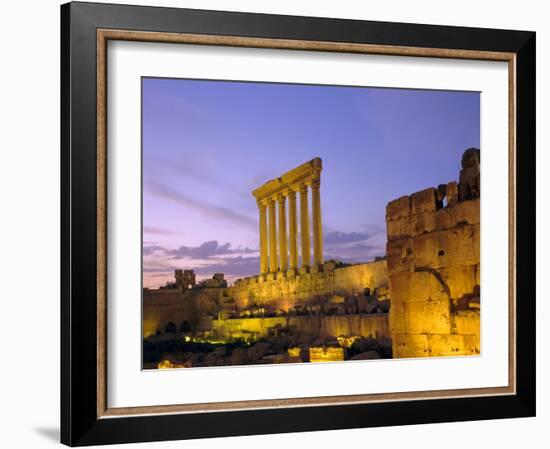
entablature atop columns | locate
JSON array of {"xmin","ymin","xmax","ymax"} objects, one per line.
[{"xmin": 252, "ymin": 157, "xmax": 322, "ymax": 203}]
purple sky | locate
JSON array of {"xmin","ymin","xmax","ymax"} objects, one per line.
[{"xmin": 142, "ymin": 78, "xmax": 479, "ymax": 288}]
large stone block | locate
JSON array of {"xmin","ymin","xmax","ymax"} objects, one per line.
[
  {"xmin": 434, "ymin": 207, "xmax": 456, "ymax": 230},
  {"xmin": 386, "ymin": 195, "xmax": 411, "ymax": 221},
  {"xmin": 394, "ymin": 333, "xmax": 478, "ymax": 358},
  {"xmin": 426, "ymin": 334, "xmax": 466, "ymax": 357},
  {"xmin": 392, "ymin": 333, "xmax": 430, "ymax": 358},
  {"xmin": 440, "ymin": 265, "xmax": 478, "ymax": 301},
  {"xmin": 386, "ymin": 238, "xmax": 414, "ymax": 275},
  {"xmin": 461, "ymin": 334, "xmax": 481, "ymax": 355},
  {"xmin": 442, "ymin": 226, "xmax": 478, "ymax": 266},
  {"xmin": 446, "ymin": 181, "xmax": 459, "ymax": 206},
  {"xmin": 452, "ymin": 310, "xmax": 480, "ymax": 336},
  {"xmin": 389, "ymin": 271, "xmax": 450, "ymax": 305},
  {"xmin": 309, "ymin": 346, "xmax": 345, "ymax": 362},
  {"xmin": 412, "ymin": 211, "xmax": 437, "ymax": 235},
  {"xmin": 411, "ymin": 188, "xmax": 437, "ymax": 214},
  {"xmin": 410, "ymin": 232, "xmax": 441, "ymax": 268},
  {"xmin": 427, "ymin": 334, "xmax": 479, "ymax": 357},
  {"xmin": 390, "ymin": 298, "xmax": 452, "ymax": 335},
  {"xmin": 451, "ymin": 198, "xmax": 480, "ymax": 226},
  {"xmin": 387, "ymin": 217, "xmax": 414, "ymax": 241}
]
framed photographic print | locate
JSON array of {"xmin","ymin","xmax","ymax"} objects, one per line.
[{"xmin": 60, "ymin": 1, "xmax": 536, "ymax": 446}]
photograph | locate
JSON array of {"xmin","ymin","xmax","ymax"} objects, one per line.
[{"xmin": 141, "ymin": 78, "xmax": 481, "ymax": 369}]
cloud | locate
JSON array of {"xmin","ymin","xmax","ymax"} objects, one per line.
[
  {"xmin": 143, "ymin": 225, "xmax": 177, "ymax": 235},
  {"xmin": 143, "ymin": 240, "xmax": 255, "ymax": 260},
  {"xmin": 147, "ymin": 181, "xmax": 257, "ymax": 229},
  {"xmin": 167, "ymin": 241, "xmax": 256, "ymax": 259},
  {"xmin": 143, "ymin": 245, "xmax": 169, "ymax": 256},
  {"xmin": 143, "ymin": 265, "xmax": 180, "ymax": 273},
  {"xmin": 192, "ymin": 256, "xmax": 260, "ymax": 277},
  {"xmin": 323, "ymin": 230, "xmax": 375, "ymax": 245}
]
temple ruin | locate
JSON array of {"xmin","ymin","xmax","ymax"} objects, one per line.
[
  {"xmin": 143, "ymin": 150, "xmax": 481, "ymax": 367},
  {"xmin": 252, "ymin": 157, "xmax": 324, "ymax": 274}
]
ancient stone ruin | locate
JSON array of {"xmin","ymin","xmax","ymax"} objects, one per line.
[
  {"xmin": 386, "ymin": 147, "xmax": 480, "ymax": 357},
  {"xmin": 143, "ymin": 150, "xmax": 480, "ymax": 368}
]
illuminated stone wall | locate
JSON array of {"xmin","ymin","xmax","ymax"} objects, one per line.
[
  {"xmin": 229, "ymin": 260, "xmax": 388, "ymax": 311},
  {"xmin": 142, "ymin": 261, "xmax": 387, "ymax": 339},
  {"xmin": 387, "ymin": 181, "xmax": 480, "ymax": 358},
  {"xmin": 309, "ymin": 347, "xmax": 345, "ymax": 362},
  {"xmin": 143, "ymin": 287, "xmax": 222, "ymax": 337},
  {"xmin": 212, "ymin": 314, "xmax": 390, "ymax": 340}
]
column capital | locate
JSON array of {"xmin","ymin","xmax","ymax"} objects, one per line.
[
  {"xmin": 299, "ymin": 183, "xmax": 309, "ymax": 195},
  {"xmin": 257, "ymin": 199, "xmax": 267, "ymax": 210},
  {"xmin": 287, "ymin": 189, "xmax": 297, "ymax": 199},
  {"xmin": 311, "ymin": 178, "xmax": 321, "ymax": 190},
  {"xmin": 276, "ymin": 192, "xmax": 287, "ymax": 204}
]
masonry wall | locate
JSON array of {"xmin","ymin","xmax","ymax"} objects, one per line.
[
  {"xmin": 228, "ymin": 260, "xmax": 388, "ymax": 311},
  {"xmin": 212, "ymin": 314, "xmax": 390, "ymax": 341},
  {"xmin": 143, "ymin": 287, "xmax": 223, "ymax": 337},
  {"xmin": 386, "ymin": 187, "xmax": 480, "ymax": 358}
]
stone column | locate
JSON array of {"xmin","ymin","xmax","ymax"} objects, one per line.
[
  {"xmin": 268, "ymin": 198, "xmax": 278, "ymax": 273},
  {"xmin": 277, "ymin": 194, "xmax": 288, "ymax": 272},
  {"xmin": 288, "ymin": 190, "xmax": 298, "ymax": 272},
  {"xmin": 299, "ymin": 184, "xmax": 310, "ymax": 268},
  {"xmin": 258, "ymin": 201, "xmax": 268, "ymax": 275},
  {"xmin": 311, "ymin": 179, "xmax": 323, "ymax": 266}
]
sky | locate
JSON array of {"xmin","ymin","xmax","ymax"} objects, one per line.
[{"xmin": 142, "ymin": 77, "xmax": 480, "ymax": 288}]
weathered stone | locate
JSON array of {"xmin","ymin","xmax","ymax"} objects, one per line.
[
  {"xmin": 390, "ymin": 298, "xmax": 452, "ymax": 335},
  {"xmin": 213, "ymin": 347, "xmax": 227, "ymax": 356},
  {"xmin": 462, "ymin": 147, "xmax": 480, "ymax": 169},
  {"xmin": 469, "ymin": 297, "xmax": 480, "ymax": 309},
  {"xmin": 230, "ymin": 347, "xmax": 248, "ymax": 365},
  {"xmin": 389, "ymin": 271, "xmax": 450, "ymax": 305},
  {"xmin": 387, "ymin": 217, "xmax": 414, "ymax": 241},
  {"xmin": 386, "ymin": 150, "xmax": 480, "ymax": 360},
  {"xmin": 365, "ymin": 301, "xmax": 379, "ymax": 314},
  {"xmin": 350, "ymin": 350, "xmax": 381, "ymax": 360},
  {"xmin": 175, "ymin": 269, "xmax": 196, "ymax": 290},
  {"xmin": 411, "ymin": 188, "xmax": 437, "ymax": 214},
  {"xmin": 386, "ymin": 195, "xmax": 411, "ymax": 221},
  {"xmin": 392, "ymin": 334, "xmax": 430, "ymax": 358},
  {"xmin": 453, "ymin": 310, "xmax": 480, "ymax": 336},
  {"xmin": 446, "ymin": 181, "xmax": 459, "ymax": 206},
  {"xmin": 287, "ymin": 347, "xmax": 301, "ymax": 358},
  {"xmin": 247, "ymin": 342, "xmax": 272, "ymax": 361},
  {"xmin": 205, "ymin": 351, "xmax": 223, "ymax": 364},
  {"xmin": 459, "ymin": 148, "xmax": 480, "ymax": 201},
  {"xmin": 309, "ymin": 346, "xmax": 345, "ymax": 362}
]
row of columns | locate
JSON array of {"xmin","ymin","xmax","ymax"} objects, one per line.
[{"xmin": 258, "ymin": 182, "xmax": 323, "ymax": 275}]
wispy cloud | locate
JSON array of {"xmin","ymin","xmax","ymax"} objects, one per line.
[
  {"xmin": 147, "ymin": 181, "xmax": 257, "ymax": 229},
  {"xmin": 143, "ymin": 225, "xmax": 177, "ymax": 236},
  {"xmin": 324, "ymin": 230, "xmax": 375, "ymax": 245},
  {"xmin": 143, "ymin": 240, "xmax": 256, "ymax": 260}
]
